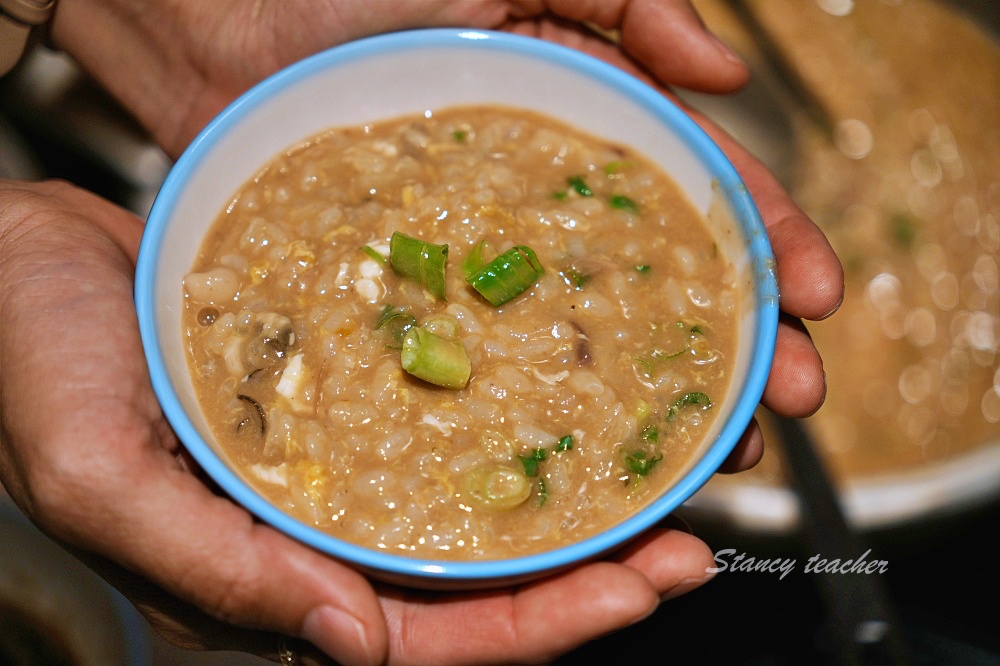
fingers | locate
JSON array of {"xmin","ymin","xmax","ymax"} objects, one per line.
[
  {"xmin": 714, "ymin": 322, "xmax": 828, "ymax": 470},
  {"xmin": 378, "ymin": 562, "xmax": 660, "ymax": 665},
  {"xmin": 519, "ymin": 0, "xmax": 749, "ymax": 93},
  {"xmin": 609, "ymin": 526, "xmax": 716, "ymax": 601},
  {"xmin": 680, "ymin": 108, "xmax": 842, "ymax": 421},
  {"xmin": 763, "ymin": 208, "xmax": 846, "ymax": 322},
  {"xmin": 717, "ymin": 416, "xmax": 765, "ymax": 473},
  {"xmin": 374, "ymin": 527, "xmax": 715, "ymax": 665},
  {"xmin": 618, "ymin": 0, "xmax": 750, "ymax": 92},
  {"xmin": 710, "ymin": 127, "xmax": 845, "ymax": 323},
  {"xmin": 762, "ymin": 315, "xmax": 827, "ymax": 418}
]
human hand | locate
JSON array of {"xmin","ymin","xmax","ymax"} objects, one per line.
[
  {"xmin": 0, "ymin": 179, "xmax": 725, "ymax": 665},
  {"xmin": 48, "ymin": 0, "xmax": 842, "ymax": 469}
]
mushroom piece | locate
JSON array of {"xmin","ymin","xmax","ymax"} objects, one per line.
[
  {"xmin": 235, "ymin": 393, "xmax": 267, "ymax": 440},
  {"xmin": 243, "ymin": 312, "xmax": 295, "ymax": 372},
  {"xmin": 570, "ymin": 321, "xmax": 593, "ymax": 366}
]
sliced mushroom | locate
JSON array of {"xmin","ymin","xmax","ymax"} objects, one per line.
[
  {"xmin": 243, "ymin": 312, "xmax": 295, "ymax": 371},
  {"xmin": 235, "ymin": 393, "xmax": 267, "ymax": 439},
  {"xmin": 571, "ymin": 321, "xmax": 593, "ymax": 366}
]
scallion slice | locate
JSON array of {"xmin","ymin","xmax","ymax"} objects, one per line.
[
  {"xmin": 466, "ymin": 464, "xmax": 531, "ymax": 510},
  {"xmin": 519, "ymin": 447, "xmax": 548, "ymax": 477},
  {"xmin": 625, "ymin": 450, "xmax": 663, "ymax": 476},
  {"xmin": 666, "ymin": 391, "xmax": 713, "ymax": 421},
  {"xmin": 560, "ymin": 268, "xmax": 590, "ymax": 291},
  {"xmin": 400, "ymin": 326, "xmax": 471, "ymax": 390},
  {"xmin": 389, "ymin": 231, "xmax": 449, "ymax": 300},
  {"xmin": 603, "ymin": 160, "xmax": 633, "ymax": 175},
  {"xmin": 609, "ymin": 194, "xmax": 639, "ymax": 213},
  {"xmin": 467, "ymin": 245, "xmax": 544, "ymax": 306},
  {"xmin": 568, "ymin": 175, "xmax": 593, "ymax": 197},
  {"xmin": 374, "ymin": 305, "xmax": 416, "ymax": 349},
  {"xmin": 535, "ymin": 476, "xmax": 548, "ymax": 506},
  {"xmin": 461, "ymin": 239, "xmax": 495, "ymax": 279},
  {"xmin": 361, "ymin": 245, "xmax": 387, "ymax": 265}
]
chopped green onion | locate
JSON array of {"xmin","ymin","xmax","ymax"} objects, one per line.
[
  {"xmin": 467, "ymin": 245, "xmax": 544, "ymax": 307},
  {"xmin": 466, "ymin": 464, "xmax": 532, "ymax": 510},
  {"xmin": 641, "ymin": 424, "xmax": 659, "ymax": 442},
  {"xmin": 552, "ymin": 190, "xmax": 569, "ymax": 201},
  {"xmin": 625, "ymin": 449, "xmax": 663, "ymax": 476},
  {"xmin": 556, "ymin": 434, "xmax": 574, "ymax": 452},
  {"xmin": 666, "ymin": 391, "xmax": 713, "ymax": 422},
  {"xmin": 519, "ymin": 447, "xmax": 548, "ymax": 477},
  {"xmin": 603, "ymin": 160, "xmax": 633, "ymax": 175},
  {"xmin": 635, "ymin": 399, "xmax": 653, "ymax": 422},
  {"xmin": 568, "ymin": 176, "xmax": 593, "ymax": 197},
  {"xmin": 535, "ymin": 476, "xmax": 548, "ymax": 507},
  {"xmin": 634, "ymin": 264, "xmax": 651, "ymax": 273},
  {"xmin": 461, "ymin": 239, "xmax": 495, "ymax": 279},
  {"xmin": 559, "ymin": 268, "xmax": 590, "ymax": 291},
  {"xmin": 400, "ymin": 326, "xmax": 470, "ymax": 389},
  {"xmin": 453, "ymin": 129, "xmax": 468, "ymax": 143},
  {"xmin": 609, "ymin": 194, "xmax": 639, "ymax": 213},
  {"xmin": 374, "ymin": 305, "xmax": 416, "ymax": 349},
  {"xmin": 633, "ymin": 356, "xmax": 654, "ymax": 380},
  {"xmin": 634, "ymin": 346, "xmax": 688, "ymax": 382},
  {"xmin": 389, "ymin": 231, "xmax": 449, "ymax": 300},
  {"xmin": 361, "ymin": 245, "xmax": 387, "ymax": 265},
  {"xmin": 652, "ymin": 346, "xmax": 688, "ymax": 361}
]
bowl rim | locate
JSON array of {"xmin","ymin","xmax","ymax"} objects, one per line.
[{"xmin": 135, "ymin": 27, "xmax": 779, "ymax": 585}]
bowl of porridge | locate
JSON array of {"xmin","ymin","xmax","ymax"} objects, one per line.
[{"xmin": 135, "ymin": 28, "xmax": 779, "ymax": 589}]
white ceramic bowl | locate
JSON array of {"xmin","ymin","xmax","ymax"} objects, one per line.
[{"xmin": 135, "ymin": 28, "xmax": 779, "ymax": 589}]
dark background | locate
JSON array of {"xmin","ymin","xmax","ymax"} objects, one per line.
[{"xmin": 556, "ymin": 499, "xmax": 1000, "ymax": 665}]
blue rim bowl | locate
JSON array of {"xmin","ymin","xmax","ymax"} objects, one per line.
[{"xmin": 135, "ymin": 28, "xmax": 779, "ymax": 589}]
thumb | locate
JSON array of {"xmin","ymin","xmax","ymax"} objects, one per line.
[{"xmin": 539, "ymin": 0, "xmax": 750, "ymax": 92}]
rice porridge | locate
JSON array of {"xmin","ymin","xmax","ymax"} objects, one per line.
[{"xmin": 181, "ymin": 105, "xmax": 740, "ymax": 560}]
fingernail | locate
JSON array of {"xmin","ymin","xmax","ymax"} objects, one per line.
[
  {"xmin": 710, "ymin": 34, "xmax": 746, "ymax": 67},
  {"xmin": 818, "ymin": 295, "xmax": 844, "ymax": 320},
  {"xmin": 662, "ymin": 572, "xmax": 716, "ymax": 602},
  {"xmin": 303, "ymin": 605, "xmax": 376, "ymax": 666}
]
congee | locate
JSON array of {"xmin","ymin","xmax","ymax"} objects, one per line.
[{"xmin": 181, "ymin": 105, "xmax": 740, "ymax": 560}]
